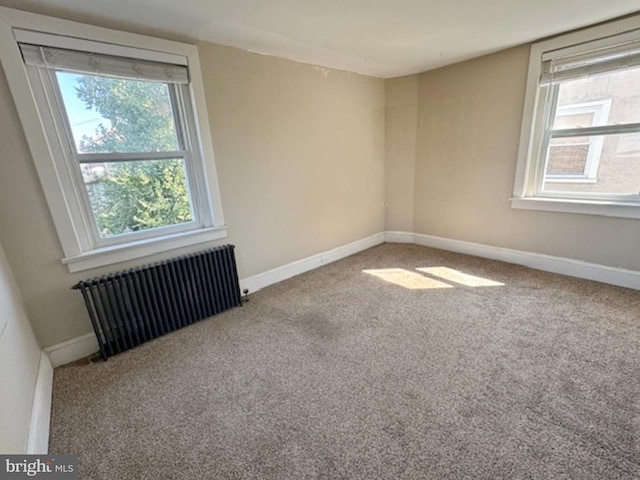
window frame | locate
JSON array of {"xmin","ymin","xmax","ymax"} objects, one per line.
[
  {"xmin": 512, "ymin": 14, "xmax": 640, "ymax": 219},
  {"xmin": 37, "ymin": 66, "xmax": 205, "ymax": 247},
  {"xmin": 0, "ymin": 7, "xmax": 227, "ymax": 272}
]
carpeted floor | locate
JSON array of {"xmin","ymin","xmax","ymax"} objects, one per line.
[{"xmin": 49, "ymin": 243, "xmax": 640, "ymax": 479}]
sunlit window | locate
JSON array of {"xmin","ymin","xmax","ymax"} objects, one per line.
[
  {"xmin": 18, "ymin": 43, "xmax": 205, "ymax": 245},
  {"xmin": 56, "ymin": 72, "xmax": 194, "ymax": 239},
  {"xmin": 513, "ymin": 16, "xmax": 640, "ymax": 219},
  {"xmin": 1, "ymin": 18, "xmax": 228, "ymax": 272}
]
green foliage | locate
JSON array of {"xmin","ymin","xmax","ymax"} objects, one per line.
[
  {"xmin": 76, "ymin": 76, "xmax": 178, "ymax": 154},
  {"xmin": 86, "ymin": 160, "xmax": 192, "ymax": 237},
  {"xmin": 74, "ymin": 75, "xmax": 192, "ymax": 237}
]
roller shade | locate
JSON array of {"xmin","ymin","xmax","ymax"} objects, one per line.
[
  {"xmin": 19, "ymin": 43, "xmax": 189, "ymax": 84},
  {"xmin": 541, "ymin": 38, "xmax": 640, "ymax": 84}
]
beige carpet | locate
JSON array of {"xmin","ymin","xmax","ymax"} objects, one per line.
[{"xmin": 49, "ymin": 243, "xmax": 640, "ymax": 479}]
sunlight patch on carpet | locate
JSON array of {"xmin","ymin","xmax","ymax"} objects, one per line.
[
  {"xmin": 417, "ymin": 267, "xmax": 504, "ymax": 287},
  {"xmin": 363, "ymin": 268, "xmax": 453, "ymax": 289}
]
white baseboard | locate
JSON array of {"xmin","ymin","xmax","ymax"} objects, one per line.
[
  {"xmin": 46, "ymin": 233, "xmax": 385, "ymax": 366},
  {"xmin": 239, "ymin": 232, "xmax": 385, "ymax": 294},
  {"xmin": 398, "ymin": 231, "xmax": 640, "ymax": 291},
  {"xmin": 26, "ymin": 352, "xmax": 53, "ymax": 454},
  {"xmin": 383, "ymin": 231, "xmax": 414, "ymax": 244},
  {"xmin": 45, "ymin": 332, "xmax": 98, "ymax": 368},
  {"xmin": 48, "ymin": 229, "xmax": 639, "ymax": 368}
]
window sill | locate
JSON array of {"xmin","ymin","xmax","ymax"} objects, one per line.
[
  {"xmin": 62, "ymin": 226, "xmax": 228, "ymax": 273},
  {"xmin": 511, "ymin": 196, "xmax": 640, "ymax": 219}
]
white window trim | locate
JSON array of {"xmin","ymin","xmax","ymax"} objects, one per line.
[
  {"xmin": 544, "ymin": 100, "xmax": 610, "ymax": 183},
  {"xmin": 0, "ymin": 7, "xmax": 227, "ymax": 272},
  {"xmin": 512, "ymin": 14, "xmax": 640, "ymax": 219}
]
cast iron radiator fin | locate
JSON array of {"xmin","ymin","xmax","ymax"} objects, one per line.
[{"xmin": 72, "ymin": 244, "xmax": 241, "ymax": 360}]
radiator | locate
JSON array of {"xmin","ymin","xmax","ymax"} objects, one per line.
[{"xmin": 72, "ymin": 244, "xmax": 242, "ymax": 360}]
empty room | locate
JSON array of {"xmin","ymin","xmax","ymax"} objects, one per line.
[{"xmin": 1, "ymin": 1, "xmax": 639, "ymax": 478}]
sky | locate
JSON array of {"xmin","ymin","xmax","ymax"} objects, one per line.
[{"xmin": 56, "ymin": 71, "xmax": 111, "ymax": 151}]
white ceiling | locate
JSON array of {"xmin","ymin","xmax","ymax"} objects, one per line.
[{"xmin": 3, "ymin": 0, "xmax": 640, "ymax": 78}]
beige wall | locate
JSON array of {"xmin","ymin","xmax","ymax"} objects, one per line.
[
  {"xmin": 199, "ymin": 44, "xmax": 386, "ymax": 274},
  {"xmin": 410, "ymin": 45, "xmax": 640, "ymax": 270},
  {"xmin": 0, "ymin": 42, "xmax": 385, "ymax": 347},
  {"xmin": 0, "ymin": 239, "xmax": 41, "ymax": 453},
  {"xmin": 385, "ymin": 75, "xmax": 418, "ymax": 232},
  {"xmin": 2, "ymin": 7, "xmax": 640, "ymax": 353}
]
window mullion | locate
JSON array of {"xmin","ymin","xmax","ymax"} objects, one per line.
[
  {"xmin": 550, "ymin": 122, "xmax": 640, "ymax": 138},
  {"xmin": 77, "ymin": 151, "xmax": 187, "ymax": 163}
]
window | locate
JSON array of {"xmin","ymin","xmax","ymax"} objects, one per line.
[
  {"xmin": 513, "ymin": 15, "xmax": 640, "ymax": 219},
  {"xmin": 0, "ymin": 8, "xmax": 226, "ymax": 271}
]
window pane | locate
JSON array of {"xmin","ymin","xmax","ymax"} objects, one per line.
[
  {"xmin": 543, "ymin": 132, "xmax": 640, "ymax": 195},
  {"xmin": 82, "ymin": 159, "xmax": 194, "ymax": 238},
  {"xmin": 56, "ymin": 72, "xmax": 180, "ymax": 154},
  {"xmin": 555, "ymin": 66, "xmax": 640, "ymax": 127}
]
